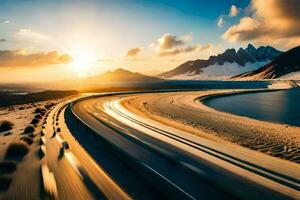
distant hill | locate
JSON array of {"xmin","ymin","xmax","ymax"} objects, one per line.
[
  {"xmin": 159, "ymin": 44, "xmax": 282, "ymax": 80},
  {"xmin": 81, "ymin": 68, "xmax": 162, "ymax": 84},
  {"xmin": 0, "ymin": 90, "xmax": 78, "ymax": 107},
  {"xmin": 232, "ymin": 46, "xmax": 300, "ymax": 80},
  {"xmin": 0, "ymin": 68, "xmax": 163, "ymax": 91}
]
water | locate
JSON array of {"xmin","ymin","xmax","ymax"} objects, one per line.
[{"xmin": 204, "ymin": 88, "xmax": 300, "ymax": 127}]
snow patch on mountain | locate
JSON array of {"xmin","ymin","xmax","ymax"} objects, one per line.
[
  {"xmin": 279, "ymin": 71, "xmax": 300, "ymax": 80},
  {"xmin": 165, "ymin": 61, "xmax": 269, "ymax": 80}
]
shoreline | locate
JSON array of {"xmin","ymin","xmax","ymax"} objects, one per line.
[
  {"xmin": 120, "ymin": 89, "xmax": 300, "ymax": 163},
  {"xmin": 198, "ymin": 88, "xmax": 300, "ymax": 128}
]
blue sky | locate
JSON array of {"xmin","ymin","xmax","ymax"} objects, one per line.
[
  {"xmin": 3, "ymin": 0, "xmax": 298, "ymax": 82},
  {"xmin": 0, "ymin": 0, "xmax": 250, "ymax": 50}
]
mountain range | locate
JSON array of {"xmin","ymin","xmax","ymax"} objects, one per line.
[
  {"xmin": 232, "ymin": 46, "xmax": 300, "ymax": 80},
  {"xmin": 159, "ymin": 44, "xmax": 282, "ymax": 80}
]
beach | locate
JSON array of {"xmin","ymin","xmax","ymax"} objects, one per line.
[{"xmin": 121, "ymin": 90, "xmax": 300, "ymax": 163}]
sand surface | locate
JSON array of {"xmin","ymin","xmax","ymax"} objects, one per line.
[
  {"xmin": 0, "ymin": 99, "xmax": 62, "ymax": 199},
  {"xmin": 121, "ymin": 90, "xmax": 300, "ymax": 163}
]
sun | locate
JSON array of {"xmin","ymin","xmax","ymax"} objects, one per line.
[{"xmin": 70, "ymin": 51, "xmax": 97, "ymax": 75}]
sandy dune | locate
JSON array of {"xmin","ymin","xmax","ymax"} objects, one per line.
[{"xmin": 121, "ymin": 90, "xmax": 300, "ymax": 163}]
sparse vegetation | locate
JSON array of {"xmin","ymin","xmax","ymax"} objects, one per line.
[
  {"xmin": 34, "ymin": 114, "xmax": 43, "ymax": 119},
  {"xmin": 45, "ymin": 103, "xmax": 55, "ymax": 110},
  {"xmin": 34, "ymin": 107, "xmax": 47, "ymax": 116},
  {"xmin": 0, "ymin": 120, "xmax": 14, "ymax": 132},
  {"xmin": 0, "ymin": 161, "xmax": 17, "ymax": 174},
  {"xmin": 26, "ymin": 132, "xmax": 35, "ymax": 138},
  {"xmin": 4, "ymin": 132, "xmax": 12, "ymax": 136},
  {"xmin": 30, "ymin": 118, "xmax": 40, "ymax": 126},
  {"xmin": 0, "ymin": 176, "xmax": 12, "ymax": 191},
  {"xmin": 23, "ymin": 125, "xmax": 35, "ymax": 134},
  {"xmin": 20, "ymin": 136, "xmax": 34, "ymax": 145},
  {"xmin": 5, "ymin": 142, "xmax": 29, "ymax": 160}
]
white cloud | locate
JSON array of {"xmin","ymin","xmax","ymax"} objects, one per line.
[
  {"xmin": 151, "ymin": 33, "xmax": 211, "ymax": 56},
  {"xmin": 222, "ymin": 0, "xmax": 300, "ymax": 49},
  {"xmin": 229, "ymin": 5, "xmax": 238, "ymax": 17},
  {"xmin": 217, "ymin": 17, "xmax": 224, "ymax": 27},
  {"xmin": 151, "ymin": 33, "xmax": 184, "ymax": 50}
]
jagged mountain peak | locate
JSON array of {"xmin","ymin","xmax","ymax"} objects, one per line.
[
  {"xmin": 159, "ymin": 44, "xmax": 282, "ymax": 80},
  {"xmin": 233, "ymin": 45, "xmax": 300, "ymax": 80}
]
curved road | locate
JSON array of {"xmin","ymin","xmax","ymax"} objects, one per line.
[{"xmin": 70, "ymin": 90, "xmax": 300, "ymax": 200}]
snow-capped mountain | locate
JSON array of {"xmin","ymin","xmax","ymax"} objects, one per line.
[
  {"xmin": 159, "ymin": 44, "xmax": 282, "ymax": 80},
  {"xmin": 232, "ymin": 45, "xmax": 300, "ymax": 80}
]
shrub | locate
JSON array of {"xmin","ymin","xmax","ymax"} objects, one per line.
[
  {"xmin": 34, "ymin": 107, "xmax": 46, "ymax": 116},
  {"xmin": 3, "ymin": 132, "xmax": 11, "ymax": 136},
  {"xmin": 0, "ymin": 161, "xmax": 17, "ymax": 174},
  {"xmin": 5, "ymin": 142, "xmax": 29, "ymax": 160},
  {"xmin": 20, "ymin": 136, "xmax": 33, "ymax": 145},
  {"xmin": 34, "ymin": 114, "xmax": 43, "ymax": 119},
  {"xmin": 30, "ymin": 118, "xmax": 40, "ymax": 126},
  {"xmin": 0, "ymin": 121, "xmax": 14, "ymax": 132},
  {"xmin": 45, "ymin": 103, "xmax": 55, "ymax": 110},
  {"xmin": 0, "ymin": 176, "xmax": 12, "ymax": 191},
  {"xmin": 26, "ymin": 132, "xmax": 35, "ymax": 138},
  {"xmin": 23, "ymin": 125, "xmax": 35, "ymax": 134}
]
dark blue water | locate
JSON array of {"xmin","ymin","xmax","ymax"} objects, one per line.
[
  {"xmin": 204, "ymin": 88, "xmax": 300, "ymax": 127},
  {"xmin": 124, "ymin": 80, "xmax": 270, "ymax": 90}
]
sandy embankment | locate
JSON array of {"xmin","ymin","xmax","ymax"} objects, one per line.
[
  {"xmin": 0, "ymin": 99, "xmax": 61, "ymax": 199},
  {"xmin": 121, "ymin": 90, "xmax": 300, "ymax": 163}
]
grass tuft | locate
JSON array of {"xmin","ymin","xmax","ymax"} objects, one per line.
[
  {"xmin": 0, "ymin": 176, "xmax": 12, "ymax": 191},
  {"xmin": 34, "ymin": 114, "xmax": 43, "ymax": 119},
  {"xmin": 23, "ymin": 125, "xmax": 35, "ymax": 134},
  {"xmin": 4, "ymin": 132, "xmax": 12, "ymax": 136},
  {"xmin": 5, "ymin": 142, "xmax": 29, "ymax": 161},
  {"xmin": 34, "ymin": 107, "xmax": 47, "ymax": 116},
  {"xmin": 20, "ymin": 136, "xmax": 34, "ymax": 145},
  {"xmin": 0, "ymin": 161, "xmax": 17, "ymax": 174},
  {"xmin": 30, "ymin": 118, "xmax": 40, "ymax": 126},
  {"xmin": 0, "ymin": 120, "xmax": 14, "ymax": 133}
]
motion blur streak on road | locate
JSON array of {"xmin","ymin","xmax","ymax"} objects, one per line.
[
  {"xmin": 71, "ymin": 93, "xmax": 300, "ymax": 200},
  {"xmin": 43, "ymin": 99, "xmax": 131, "ymax": 200},
  {"xmin": 72, "ymin": 97, "xmax": 233, "ymax": 200},
  {"xmin": 42, "ymin": 91, "xmax": 300, "ymax": 200}
]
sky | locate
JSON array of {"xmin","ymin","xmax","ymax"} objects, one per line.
[{"xmin": 0, "ymin": 0, "xmax": 299, "ymax": 82}]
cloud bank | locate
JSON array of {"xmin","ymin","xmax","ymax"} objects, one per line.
[
  {"xmin": 0, "ymin": 50, "xmax": 72, "ymax": 67},
  {"xmin": 222, "ymin": 0, "xmax": 300, "ymax": 48},
  {"xmin": 151, "ymin": 33, "xmax": 211, "ymax": 56},
  {"xmin": 126, "ymin": 48, "xmax": 141, "ymax": 57}
]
